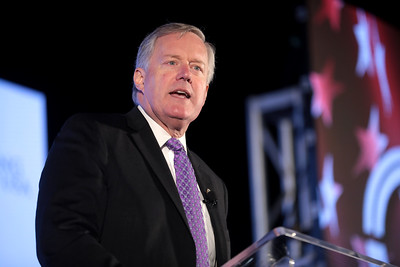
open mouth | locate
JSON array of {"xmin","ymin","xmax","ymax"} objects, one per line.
[{"xmin": 170, "ymin": 90, "xmax": 191, "ymax": 99}]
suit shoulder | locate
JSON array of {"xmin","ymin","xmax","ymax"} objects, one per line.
[{"xmin": 62, "ymin": 112, "xmax": 128, "ymax": 132}]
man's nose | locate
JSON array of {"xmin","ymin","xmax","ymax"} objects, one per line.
[{"xmin": 177, "ymin": 64, "xmax": 192, "ymax": 84}]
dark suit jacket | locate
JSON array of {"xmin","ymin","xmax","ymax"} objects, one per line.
[{"xmin": 36, "ymin": 106, "xmax": 230, "ymax": 267}]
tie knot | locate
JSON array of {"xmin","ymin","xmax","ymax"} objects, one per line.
[{"xmin": 165, "ymin": 138, "xmax": 184, "ymax": 153}]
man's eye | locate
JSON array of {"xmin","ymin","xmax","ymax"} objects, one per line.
[
  {"xmin": 168, "ymin": 61, "xmax": 176, "ymax": 65},
  {"xmin": 193, "ymin": 65, "xmax": 203, "ymax": 72}
]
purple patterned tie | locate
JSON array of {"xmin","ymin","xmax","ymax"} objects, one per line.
[{"xmin": 166, "ymin": 138, "xmax": 209, "ymax": 267}]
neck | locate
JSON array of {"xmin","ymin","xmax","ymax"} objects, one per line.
[
  {"xmin": 138, "ymin": 104, "xmax": 189, "ymax": 138},
  {"xmin": 167, "ymin": 128, "xmax": 186, "ymax": 139}
]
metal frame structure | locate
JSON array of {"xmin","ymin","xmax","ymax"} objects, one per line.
[{"xmin": 246, "ymin": 83, "xmax": 318, "ymax": 242}]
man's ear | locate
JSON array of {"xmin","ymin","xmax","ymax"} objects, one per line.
[{"xmin": 133, "ymin": 68, "xmax": 146, "ymax": 92}]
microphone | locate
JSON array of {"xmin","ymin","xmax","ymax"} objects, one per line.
[{"xmin": 203, "ymin": 188, "xmax": 217, "ymax": 207}]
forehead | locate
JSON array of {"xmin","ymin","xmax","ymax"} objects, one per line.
[{"xmin": 153, "ymin": 32, "xmax": 208, "ymax": 62}]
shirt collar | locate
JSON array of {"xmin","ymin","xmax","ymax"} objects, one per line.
[{"xmin": 138, "ymin": 105, "xmax": 187, "ymax": 152}]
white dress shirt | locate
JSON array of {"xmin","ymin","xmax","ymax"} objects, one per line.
[{"xmin": 138, "ymin": 105, "xmax": 216, "ymax": 266}]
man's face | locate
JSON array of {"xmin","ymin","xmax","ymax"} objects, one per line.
[{"xmin": 135, "ymin": 32, "xmax": 209, "ymax": 135}]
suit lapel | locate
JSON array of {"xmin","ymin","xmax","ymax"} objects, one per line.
[
  {"xmin": 189, "ymin": 151, "xmax": 215, "ymax": 208},
  {"xmin": 125, "ymin": 107, "xmax": 189, "ymax": 227},
  {"xmin": 125, "ymin": 107, "xmax": 228, "ymax": 260},
  {"xmin": 190, "ymin": 151, "xmax": 230, "ymax": 264}
]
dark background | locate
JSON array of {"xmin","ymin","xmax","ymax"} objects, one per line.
[{"xmin": 1, "ymin": 0, "xmax": 397, "ymax": 257}]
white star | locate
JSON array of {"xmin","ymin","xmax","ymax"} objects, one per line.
[
  {"xmin": 354, "ymin": 9, "xmax": 374, "ymax": 77},
  {"xmin": 353, "ymin": 8, "xmax": 393, "ymax": 114},
  {"xmin": 319, "ymin": 154, "xmax": 343, "ymax": 237},
  {"xmin": 374, "ymin": 40, "xmax": 392, "ymax": 113}
]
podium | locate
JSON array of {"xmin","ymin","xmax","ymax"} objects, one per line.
[{"xmin": 222, "ymin": 227, "xmax": 396, "ymax": 266}]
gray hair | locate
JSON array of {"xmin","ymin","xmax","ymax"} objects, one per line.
[{"xmin": 132, "ymin": 23, "xmax": 216, "ymax": 104}]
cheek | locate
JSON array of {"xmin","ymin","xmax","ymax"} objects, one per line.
[
  {"xmin": 199, "ymin": 86, "xmax": 208, "ymax": 104},
  {"xmin": 200, "ymin": 93, "xmax": 207, "ymax": 106},
  {"xmin": 144, "ymin": 73, "xmax": 166, "ymax": 100},
  {"xmin": 192, "ymin": 90, "xmax": 207, "ymax": 114}
]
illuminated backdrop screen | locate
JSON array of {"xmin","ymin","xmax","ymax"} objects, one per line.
[
  {"xmin": 0, "ymin": 79, "xmax": 46, "ymax": 266},
  {"xmin": 308, "ymin": 0, "xmax": 400, "ymax": 264}
]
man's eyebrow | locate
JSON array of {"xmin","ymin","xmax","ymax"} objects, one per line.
[
  {"xmin": 190, "ymin": 59, "xmax": 206, "ymax": 66},
  {"xmin": 164, "ymin": 54, "xmax": 181, "ymax": 60},
  {"xmin": 164, "ymin": 54, "xmax": 206, "ymax": 65}
]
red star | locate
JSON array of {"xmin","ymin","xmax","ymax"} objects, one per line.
[
  {"xmin": 310, "ymin": 60, "xmax": 344, "ymax": 126},
  {"xmin": 314, "ymin": 0, "xmax": 344, "ymax": 31},
  {"xmin": 350, "ymin": 235, "xmax": 368, "ymax": 262},
  {"xmin": 354, "ymin": 106, "xmax": 388, "ymax": 174}
]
